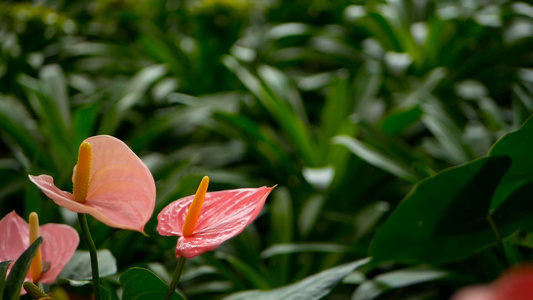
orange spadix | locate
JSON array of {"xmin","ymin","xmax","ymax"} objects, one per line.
[
  {"xmin": 182, "ymin": 176, "xmax": 209, "ymax": 237},
  {"xmin": 29, "ymin": 212, "xmax": 42, "ymax": 282},
  {"xmin": 73, "ymin": 142, "xmax": 92, "ymax": 203}
]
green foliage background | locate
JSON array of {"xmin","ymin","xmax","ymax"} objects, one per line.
[{"xmin": 2, "ymin": 0, "xmax": 533, "ymax": 299}]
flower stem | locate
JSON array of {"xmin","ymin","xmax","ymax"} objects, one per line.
[
  {"xmin": 78, "ymin": 213, "xmax": 101, "ymax": 300},
  {"xmin": 487, "ymin": 214, "xmax": 510, "ymax": 267},
  {"xmin": 165, "ymin": 256, "xmax": 187, "ymax": 300}
]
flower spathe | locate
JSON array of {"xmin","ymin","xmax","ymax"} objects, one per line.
[
  {"xmin": 0, "ymin": 211, "xmax": 79, "ymax": 285},
  {"xmin": 29, "ymin": 135, "xmax": 156, "ymax": 233},
  {"xmin": 157, "ymin": 179, "xmax": 274, "ymax": 259},
  {"xmin": 452, "ymin": 265, "xmax": 533, "ymax": 300}
]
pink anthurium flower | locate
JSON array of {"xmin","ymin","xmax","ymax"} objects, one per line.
[
  {"xmin": 157, "ymin": 176, "xmax": 274, "ymax": 259},
  {"xmin": 28, "ymin": 135, "xmax": 156, "ymax": 233},
  {"xmin": 452, "ymin": 265, "xmax": 533, "ymax": 300},
  {"xmin": 0, "ymin": 211, "xmax": 79, "ymax": 287}
]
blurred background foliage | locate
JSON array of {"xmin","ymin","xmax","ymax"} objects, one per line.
[{"xmin": 2, "ymin": 0, "xmax": 533, "ymax": 299}]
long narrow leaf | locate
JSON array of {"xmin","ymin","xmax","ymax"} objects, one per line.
[
  {"xmin": 223, "ymin": 258, "xmax": 370, "ymax": 300},
  {"xmin": 0, "ymin": 260, "xmax": 12, "ymax": 297},
  {"xmin": 4, "ymin": 237, "xmax": 43, "ymax": 300}
]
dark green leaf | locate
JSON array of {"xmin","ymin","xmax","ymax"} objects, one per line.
[
  {"xmin": 55, "ymin": 278, "xmax": 117, "ymax": 300},
  {"xmin": 381, "ymin": 106, "xmax": 423, "ymax": 136},
  {"xmin": 0, "ymin": 260, "xmax": 12, "ymax": 297},
  {"xmin": 370, "ymin": 156, "xmax": 510, "ymax": 264},
  {"xmin": 493, "ymin": 182, "xmax": 533, "ymax": 236},
  {"xmin": 489, "ymin": 115, "xmax": 533, "ymax": 209},
  {"xmin": 4, "ymin": 237, "xmax": 42, "ymax": 300},
  {"xmin": 120, "ymin": 267, "xmax": 185, "ymax": 300}
]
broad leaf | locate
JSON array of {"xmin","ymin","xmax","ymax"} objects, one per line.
[
  {"xmin": 120, "ymin": 267, "xmax": 185, "ymax": 300},
  {"xmin": 222, "ymin": 258, "xmax": 370, "ymax": 300},
  {"xmin": 489, "ymin": 115, "xmax": 533, "ymax": 209},
  {"xmin": 493, "ymin": 182, "xmax": 533, "ymax": 236},
  {"xmin": 59, "ymin": 249, "xmax": 117, "ymax": 280},
  {"xmin": 370, "ymin": 156, "xmax": 510, "ymax": 264},
  {"xmin": 4, "ymin": 237, "xmax": 42, "ymax": 300}
]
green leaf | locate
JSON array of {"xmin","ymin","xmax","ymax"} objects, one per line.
[
  {"xmin": 381, "ymin": 106, "xmax": 423, "ymax": 136},
  {"xmin": 4, "ymin": 237, "xmax": 43, "ymax": 300},
  {"xmin": 222, "ymin": 258, "xmax": 370, "ymax": 300},
  {"xmin": 489, "ymin": 115, "xmax": 533, "ymax": 209},
  {"xmin": 261, "ymin": 243, "xmax": 349, "ymax": 259},
  {"xmin": 55, "ymin": 278, "xmax": 117, "ymax": 300},
  {"xmin": 72, "ymin": 101, "xmax": 101, "ymax": 146},
  {"xmin": 223, "ymin": 56, "xmax": 321, "ymax": 167},
  {"xmin": 269, "ymin": 187, "xmax": 294, "ymax": 285},
  {"xmin": 0, "ymin": 96, "xmax": 47, "ymax": 169},
  {"xmin": 319, "ymin": 70, "xmax": 353, "ymax": 151},
  {"xmin": 39, "ymin": 64, "xmax": 71, "ymax": 128},
  {"xmin": 333, "ymin": 135, "xmax": 420, "ymax": 183},
  {"xmin": 99, "ymin": 64, "xmax": 167, "ymax": 134},
  {"xmin": 0, "ymin": 260, "xmax": 12, "ymax": 297},
  {"xmin": 352, "ymin": 266, "xmax": 448, "ymax": 300},
  {"xmin": 370, "ymin": 156, "xmax": 510, "ymax": 264},
  {"xmin": 59, "ymin": 250, "xmax": 117, "ymax": 280},
  {"xmin": 120, "ymin": 267, "xmax": 185, "ymax": 300},
  {"xmin": 217, "ymin": 253, "xmax": 271, "ymax": 290},
  {"xmin": 493, "ymin": 182, "xmax": 533, "ymax": 236}
]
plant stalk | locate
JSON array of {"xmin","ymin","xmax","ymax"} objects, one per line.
[
  {"xmin": 78, "ymin": 213, "xmax": 101, "ymax": 300},
  {"xmin": 165, "ymin": 256, "xmax": 187, "ymax": 300},
  {"xmin": 487, "ymin": 214, "xmax": 509, "ymax": 267}
]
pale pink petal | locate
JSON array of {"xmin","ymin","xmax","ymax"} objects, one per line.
[
  {"xmin": 451, "ymin": 285, "xmax": 496, "ymax": 300},
  {"xmin": 0, "ymin": 212, "xmax": 29, "ymax": 263},
  {"xmin": 0, "ymin": 212, "xmax": 32, "ymax": 283},
  {"xmin": 29, "ymin": 174, "xmax": 150, "ymax": 232},
  {"xmin": 30, "ymin": 135, "xmax": 156, "ymax": 232},
  {"xmin": 82, "ymin": 135, "xmax": 155, "ymax": 232},
  {"xmin": 39, "ymin": 224, "xmax": 79, "ymax": 283},
  {"xmin": 157, "ymin": 187, "xmax": 273, "ymax": 258}
]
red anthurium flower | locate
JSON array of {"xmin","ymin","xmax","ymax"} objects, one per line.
[
  {"xmin": 157, "ymin": 176, "xmax": 274, "ymax": 259},
  {"xmin": 0, "ymin": 211, "xmax": 79, "ymax": 287},
  {"xmin": 29, "ymin": 135, "xmax": 156, "ymax": 233},
  {"xmin": 452, "ymin": 265, "xmax": 533, "ymax": 300}
]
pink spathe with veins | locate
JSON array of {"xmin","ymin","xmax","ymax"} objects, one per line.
[
  {"xmin": 157, "ymin": 187, "xmax": 273, "ymax": 258},
  {"xmin": 0, "ymin": 211, "xmax": 79, "ymax": 286},
  {"xmin": 28, "ymin": 135, "xmax": 156, "ymax": 233}
]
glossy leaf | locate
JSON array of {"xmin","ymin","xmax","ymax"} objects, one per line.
[
  {"xmin": 489, "ymin": 115, "xmax": 533, "ymax": 209},
  {"xmin": 120, "ymin": 267, "xmax": 185, "ymax": 300},
  {"xmin": 370, "ymin": 156, "xmax": 510, "ymax": 264},
  {"xmin": 493, "ymin": 182, "xmax": 533, "ymax": 237},
  {"xmin": 222, "ymin": 258, "xmax": 370, "ymax": 300}
]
